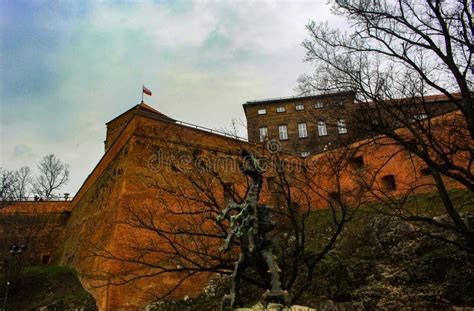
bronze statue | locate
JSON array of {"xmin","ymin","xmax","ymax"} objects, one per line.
[{"xmin": 216, "ymin": 150, "xmax": 289, "ymax": 309}]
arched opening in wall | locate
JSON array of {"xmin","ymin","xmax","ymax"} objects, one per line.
[
  {"xmin": 42, "ymin": 255, "xmax": 51, "ymax": 265},
  {"xmin": 381, "ymin": 175, "xmax": 397, "ymax": 191},
  {"xmin": 351, "ymin": 155, "xmax": 365, "ymax": 170}
]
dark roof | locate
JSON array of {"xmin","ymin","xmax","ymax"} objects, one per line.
[
  {"xmin": 243, "ymin": 91, "xmax": 354, "ymax": 108},
  {"xmin": 362, "ymin": 92, "xmax": 464, "ymax": 108},
  {"xmin": 106, "ymin": 102, "xmax": 175, "ymax": 125}
]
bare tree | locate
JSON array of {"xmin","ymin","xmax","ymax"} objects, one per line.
[
  {"xmin": 13, "ymin": 167, "xmax": 33, "ymax": 201},
  {"xmin": 218, "ymin": 118, "xmax": 248, "ymax": 139},
  {"xmin": 297, "ymin": 0, "xmax": 473, "ymax": 250},
  {"xmin": 34, "ymin": 154, "xmax": 70, "ymax": 199},
  {"xmin": 0, "ymin": 166, "xmax": 33, "ymax": 203},
  {"xmin": 85, "ymin": 141, "xmax": 362, "ymax": 305},
  {"xmin": 0, "ymin": 168, "xmax": 16, "ymax": 203}
]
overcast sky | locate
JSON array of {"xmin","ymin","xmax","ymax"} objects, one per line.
[{"xmin": 0, "ymin": 0, "xmax": 345, "ymax": 195}]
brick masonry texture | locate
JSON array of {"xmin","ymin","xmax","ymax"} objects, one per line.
[
  {"xmin": 0, "ymin": 202, "xmax": 71, "ymax": 267},
  {"xmin": 244, "ymin": 92, "xmax": 457, "ymax": 156},
  {"xmin": 0, "ymin": 95, "xmax": 467, "ymax": 310}
]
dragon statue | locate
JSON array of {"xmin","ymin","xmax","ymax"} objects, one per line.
[{"xmin": 216, "ymin": 150, "xmax": 289, "ymax": 309}]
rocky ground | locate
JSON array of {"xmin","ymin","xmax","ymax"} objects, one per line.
[
  {"xmin": 306, "ymin": 213, "xmax": 474, "ymax": 310},
  {"xmin": 144, "ymin": 211, "xmax": 474, "ymax": 310},
  {"xmin": 4, "ymin": 192, "xmax": 474, "ymax": 310}
]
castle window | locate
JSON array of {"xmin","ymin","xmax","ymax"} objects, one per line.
[
  {"xmin": 295, "ymin": 104, "xmax": 305, "ymax": 111},
  {"xmin": 276, "ymin": 107, "xmax": 286, "ymax": 113},
  {"xmin": 42, "ymin": 255, "xmax": 51, "ymax": 265},
  {"xmin": 298, "ymin": 122, "xmax": 308, "ymax": 138},
  {"xmin": 301, "ymin": 151, "xmax": 310, "ymax": 157},
  {"xmin": 410, "ymin": 113, "xmax": 428, "ymax": 122},
  {"xmin": 381, "ymin": 175, "xmax": 397, "ymax": 191},
  {"xmin": 351, "ymin": 156, "xmax": 364, "ymax": 169},
  {"xmin": 315, "ymin": 101, "xmax": 324, "ymax": 109},
  {"xmin": 317, "ymin": 121, "xmax": 327, "ymax": 136},
  {"xmin": 278, "ymin": 125, "xmax": 288, "ymax": 140},
  {"xmin": 337, "ymin": 119, "xmax": 347, "ymax": 134},
  {"xmin": 257, "ymin": 108, "xmax": 267, "ymax": 115},
  {"xmin": 259, "ymin": 127, "xmax": 268, "ymax": 142}
]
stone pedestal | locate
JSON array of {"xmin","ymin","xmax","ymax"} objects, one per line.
[
  {"xmin": 262, "ymin": 289, "xmax": 290, "ymax": 306},
  {"xmin": 235, "ymin": 302, "xmax": 316, "ymax": 311}
]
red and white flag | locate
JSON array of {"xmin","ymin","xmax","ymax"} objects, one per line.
[{"xmin": 143, "ymin": 86, "xmax": 152, "ymax": 96}]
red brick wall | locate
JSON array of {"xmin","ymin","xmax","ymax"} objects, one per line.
[{"xmin": 0, "ymin": 201, "xmax": 71, "ymax": 268}]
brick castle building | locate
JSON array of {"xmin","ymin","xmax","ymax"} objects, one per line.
[
  {"xmin": 244, "ymin": 92, "xmax": 355, "ymax": 156},
  {"xmin": 0, "ymin": 92, "xmax": 467, "ymax": 310},
  {"xmin": 244, "ymin": 91, "xmax": 457, "ymax": 156}
]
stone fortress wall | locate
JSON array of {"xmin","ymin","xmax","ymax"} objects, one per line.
[{"xmin": 0, "ymin": 93, "xmax": 468, "ymax": 310}]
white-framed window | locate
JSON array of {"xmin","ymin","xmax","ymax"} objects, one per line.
[
  {"xmin": 315, "ymin": 101, "xmax": 324, "ymax": 109},
  {"xmin": 278, "ymin": 125, "xmax": 288, "ymax": 140},
  {"xmin": 411, "ymin": 113, "xmax": 428, "ymax": 122},
  {"xmin": 317, "ymin": 121, "xmax": 327, "ymax": 136},
  {"xmin": 257, "ymin": 108, "xmax": 267, "ymax": 115},
  {"xmin": 259, "ymin": 127, "xmax": 268, "ymax": 142},
  {"xmin": 276, "ymin": 106, "xmax": 286, "ymax": 113},
  {"xmin": 301, "ymin": 151, "xmax": 310, "ymax": 157},
  {"xmin": 297, "ymin": 122, "xmax": 308, "ymax": 138},
  {"xmin": 336, "ymin": 100, "xmax": 344, "ymax": 107},
  {"xmin": 337, "ymin": 119, "xmax": 347, "ymax": 134},
  {"xmin": 410, "ymin": 113, "xmax": 428, "ymax": 123},
  {"xmin": 295, "ymin": 104, "xmax": 305, "ymax": 111}
]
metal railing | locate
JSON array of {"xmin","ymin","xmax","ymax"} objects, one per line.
[
  {"xmin": 245, "ymin": 93, "xmax": 330, "ymax": 104},
  {"xmin": 244, "ymin": 91, "xmax": 352, "ymax": 105},
  {"xmin": 175, "ymin": 120, "xmax": 249, "ymax": 142},
  {"xmin": 0, "ymin": 196, "xmax": 74, "ymax": 202},
  {"xmin": 245, "ymin": 94, "xmax": 308, "ymax": 104}
]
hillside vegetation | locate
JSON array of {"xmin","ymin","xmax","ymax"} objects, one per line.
[
  {"xmin": 144, "ymin": 189, "xmax": 474, "ymax": 310},
  {"xmin": 2, "ymin": 191, "xmax": 473, "ymax": 310},
  {"xmin": 0, "ymin": 265, "xmax": 96, "ymax": 310}
]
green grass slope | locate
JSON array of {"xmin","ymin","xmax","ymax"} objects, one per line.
[{"xmin": 0, "ymin": 266, "xmax": 97, "ymax": 311}]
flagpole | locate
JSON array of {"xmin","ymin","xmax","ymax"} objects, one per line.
[{"xmin": 141, "ymin": 84, "xmax": 144, "ymax": 103}]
